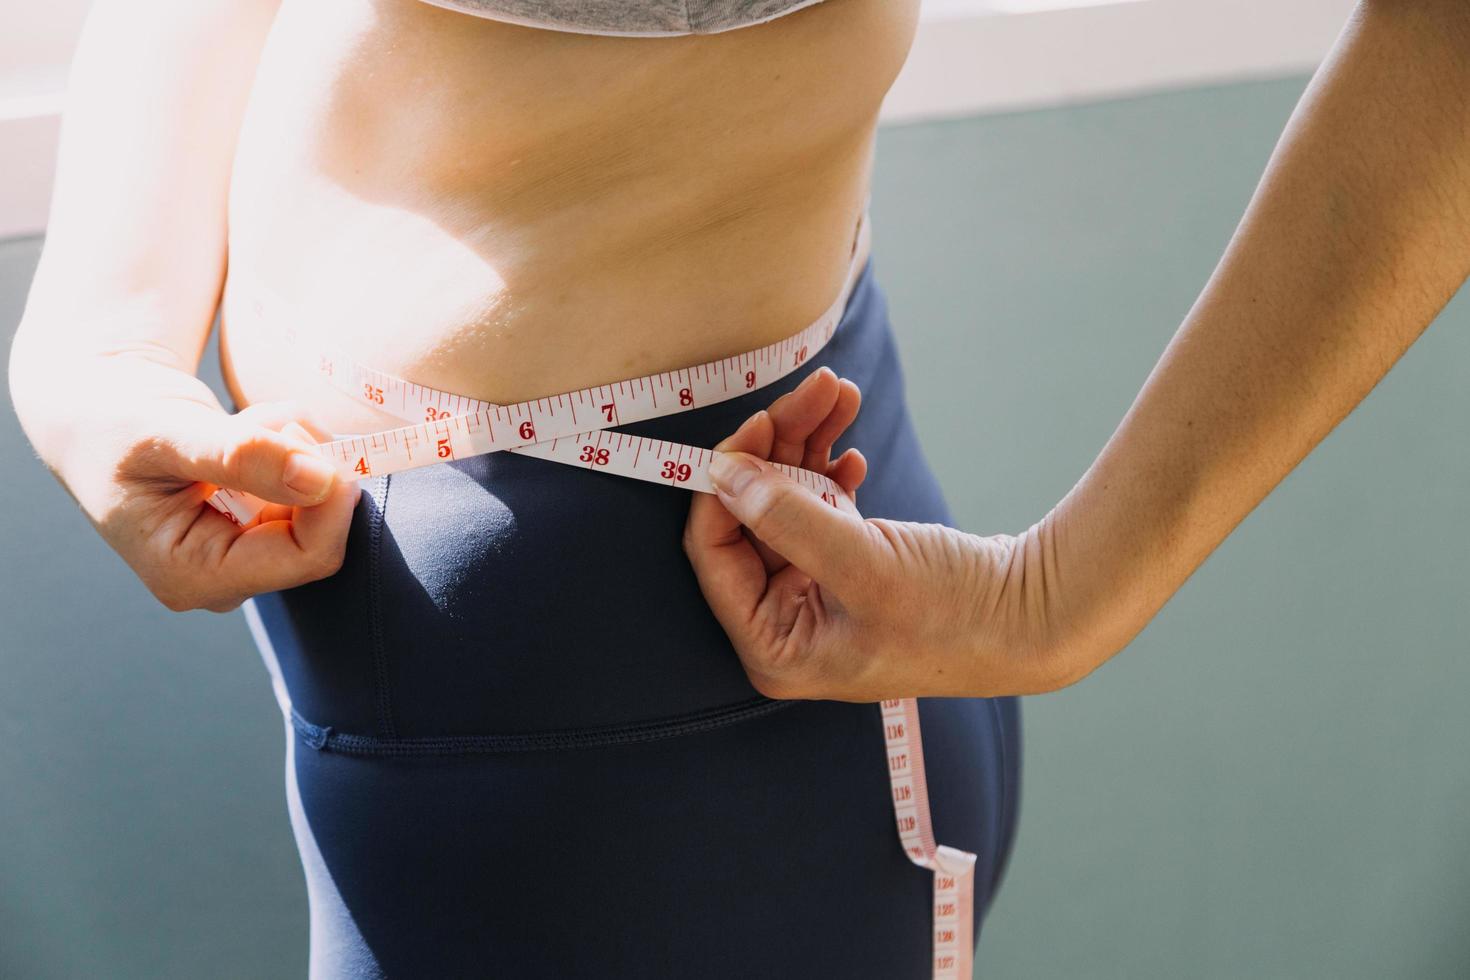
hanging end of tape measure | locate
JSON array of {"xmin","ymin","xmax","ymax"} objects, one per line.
[{"xmin": 932, "ymin": 844, "xmax": 977, "ymax": 980}]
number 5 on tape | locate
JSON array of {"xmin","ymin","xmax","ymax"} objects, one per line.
[{"xmin": 431, "ymin": 420, "xmax": 471, "ymax": 462}]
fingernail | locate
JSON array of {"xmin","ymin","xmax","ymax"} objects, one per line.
[
  {"xmin": 709, "ymin": 452, "xmax": 762, "ymax": 497},
  {"xmin": 283, "ymin": 451, "xmax": 336, "ymax": 501}
]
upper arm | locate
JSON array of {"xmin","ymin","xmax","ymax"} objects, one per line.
[{"xmin": 19, "ymin": 0, "xmax": 283, "ymax": 369}]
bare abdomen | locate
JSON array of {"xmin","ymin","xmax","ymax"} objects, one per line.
[{"xmin": 219, "ymin": 0, "xmax": 918, "ymax": 432}]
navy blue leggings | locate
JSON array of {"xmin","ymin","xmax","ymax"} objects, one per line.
[{"xmin": 245, "ymin": 254, "xmax": 1021, "ymax": 978}]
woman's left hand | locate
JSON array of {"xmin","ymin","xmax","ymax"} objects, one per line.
[{"xmin": 684, "ymin": 367, "xmax": 1085, "ymax": 702}]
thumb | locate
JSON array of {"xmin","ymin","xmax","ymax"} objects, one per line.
[
  {"xmin": 707, "ymin": 451, "xmax": 873, "ymax": 595},
  {"xmin": 166, "ymin": 410, "xmax": 343, "ymax": 508}
]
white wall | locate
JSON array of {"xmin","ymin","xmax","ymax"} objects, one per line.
[
  {"xmin": 0, "ymin": 0, "xmax": 92, "ymax": 102},
  {"xmin": 0, "ymin": 0, "xmax": 1356, "ymax": 240},
  {"xmin": 0, "ymin": 0, "xmax": 91, "ymax": 240}
]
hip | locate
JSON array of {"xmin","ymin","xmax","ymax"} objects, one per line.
[{"xmin": 273, "ymin": 694, "xmax": 1020, "ymax": 979}]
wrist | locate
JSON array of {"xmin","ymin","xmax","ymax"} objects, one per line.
[
  {"xmin": 917, "ymin": 521, "xmax": 1087, "ymax": 698},
  {"xmin": 964, "ymin": 517, "xmax": 1111, "ymax": 696},
  {"xmin": 9, "ymin": 330, "xmax": 215, "ymax": 496},
  {"xmin": 1034, "ymin": 481, "xmax": 1183, "ymax": 688}
]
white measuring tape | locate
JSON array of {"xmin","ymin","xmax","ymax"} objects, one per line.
[{"xmin": 210, "ymin": 209, "xmax": 978, "ymax": 978}]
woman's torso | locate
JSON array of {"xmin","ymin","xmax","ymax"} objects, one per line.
[
  {"xmin": 227, "ymin": 10, "xmax": 1024, "ymax": 960},
  {"xmin": 219, "ymin": 0, "xmax": 920, "ymax": 423}
]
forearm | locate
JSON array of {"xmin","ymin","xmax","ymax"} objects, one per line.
[
  {"xmin": 9, "ymin": 0, "xmax": 279, "ymax": 475},
  {"xmin": 1045, "ymin": 0, "xmax": 1470, "ymax": 676}
]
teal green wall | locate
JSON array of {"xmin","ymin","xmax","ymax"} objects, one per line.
[
  {"xmin": 2, "ymin": 75, "xmax": 1466, "ymax": 978},
  {"xmin": 872, "ymin": 77, "xmax": 1470, "ymax": 979}
]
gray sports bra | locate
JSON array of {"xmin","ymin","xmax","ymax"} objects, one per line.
[{"xmin": 417, "ymin": 0, "xmax": 829, "ymax": 37}]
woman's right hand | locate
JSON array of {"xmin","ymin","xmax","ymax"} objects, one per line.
[{"xmin": 40, "ymin": 356, "xmax": 360, "ymax": 614}]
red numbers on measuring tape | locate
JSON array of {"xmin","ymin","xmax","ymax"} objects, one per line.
[
  {"xmin": 317, "ymin": 356, "xmax": 334, "ymax": 377},
  {"xmin": 436, "ymin": 438, "xmax": 453, "ymax": 459},
  {"xmin": 518, "ymin": 421, "xmax": 536, "ymax": 441},
  {"xmin": 678, "ymin": 387, "xmax": 693, "ymax": 406},
  {"xmin": 793, "ymin": 344, "xmax": 808, "ymax": 367},
  {"xmin": 820, "ymin": 491, "xmax": 838, "ymax": 508},
  {"xmin": 579, "ymin": 445, "xmax": 610, "ymax": 466},
  {"xmin": 660, "ymin": 461, "xmax": 692, "ymax": 483},
  {"xmin": 744, "ymin": 370, "xmax": 756, "ymax": 389},
  {"xmin": 425, "ymin": 406, "xmax": 449, "ymax": 422},
  {"xmin": 601, "ymin": 402, "xmax": 616, "ymax": 423},
  {"xmin": 363, "ymin": 384, "xmax": 384, "ymax": 405},
  {"xmin": 353, "ymin": 457, "xmax": 370, "ymax": 476}
]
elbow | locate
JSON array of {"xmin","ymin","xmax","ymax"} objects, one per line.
[
  {"xmin": 8, "ymin": 315, "xmax": 73, "ymax": 459},
  {"xmin": 8, "ymin": 314, "xmax": 54, "ymax": 411},
  {"xmin": 8, "ymin": 317, "xmax": 39, "ymax": 421}
]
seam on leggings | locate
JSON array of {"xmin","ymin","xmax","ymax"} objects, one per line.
[
  {"xmin": 368, "ymin": 474, "xmax": 397, "ymax": 739},
  {"xmin": 290, "ymin": 695, "xmax": 798, "ymax": 756}
]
